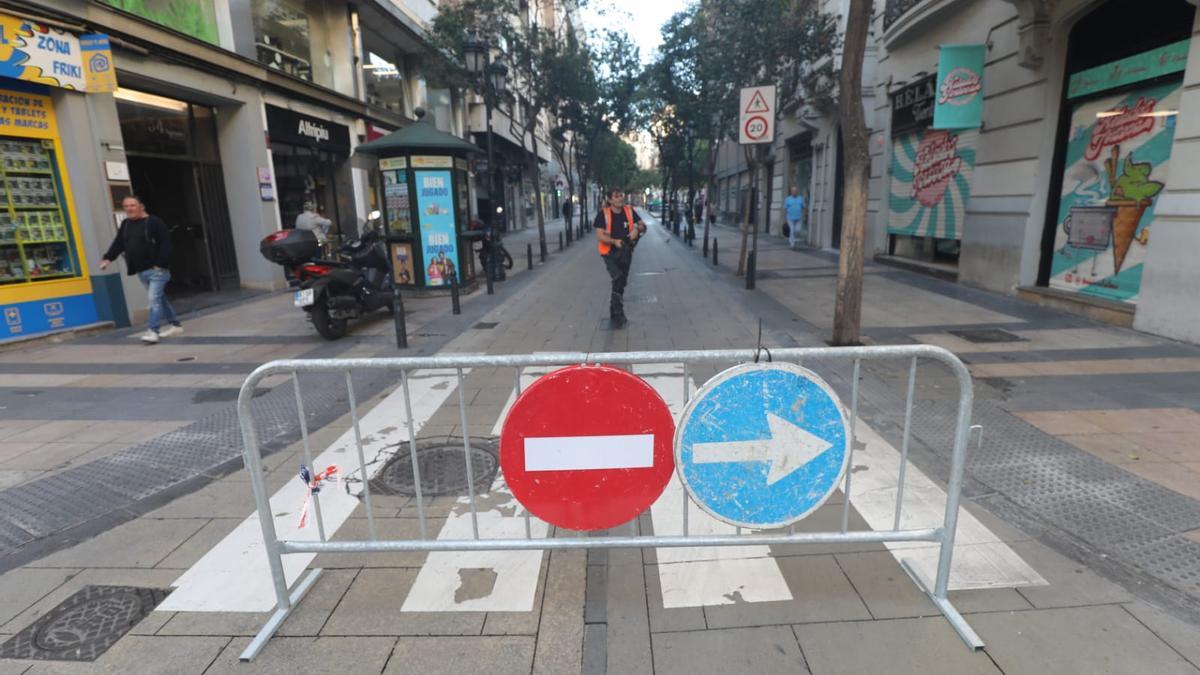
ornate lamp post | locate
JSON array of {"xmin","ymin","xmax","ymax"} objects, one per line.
[{"xmin": 463, "ymin": 34, "xmax": 508, "ymax": 288}]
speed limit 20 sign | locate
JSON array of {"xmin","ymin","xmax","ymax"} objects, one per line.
[{"xmin": 739, "ymin": 85, "xmax": 776, "ymax": 145}]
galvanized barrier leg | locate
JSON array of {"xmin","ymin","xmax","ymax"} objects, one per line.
[
  {"xmin": 292, "ymin": 374, "xmax": 325, "ymax": 542},
  {"xmin": 346, "ymin": 372, "xmax": 377, "ymax": 540},
  {"xmin": 893, "ymin": 357, "xmax": 918, "ymax": 531},
  {"xmin": 402, "ymin": 370, "xmax": 428, "ymax": 539},
  {"xmin": 840, "ymin": 359, "xmax": 861, "ymax": 533},
  {"xmin": 457, "ymin": 368, "xmax": 480, "ymax": 538}
]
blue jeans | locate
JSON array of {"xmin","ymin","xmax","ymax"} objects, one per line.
[{"xmin": 137, "ymin": 268, "xmax": 179, "ymax": 332}]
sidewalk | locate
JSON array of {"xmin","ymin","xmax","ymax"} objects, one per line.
[{"xmin": 0, "ymin": 213, "xmax": 1195, "ymax": 673}]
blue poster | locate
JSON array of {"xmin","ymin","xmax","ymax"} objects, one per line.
[{"xmin": 416, "ymin": 170, "xmax": 458, "ymax": 286}]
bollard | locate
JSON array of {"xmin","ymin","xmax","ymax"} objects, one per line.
[
  {"xmin": 687, "ymin": 230, "xmax": 693, "ymax": 248},
  {"xmin": 558, "ymin": 232, "xmax": 563, "ymax": 251},
  {"xmin": 527, "ymin": 243, "xmax": 533, "ymax": 270},
  {"xmin": 746, "ymin": 251, "xmax": 756, "ymax": 290},
  {"xmin": 703, "ymin": 235, "xmax": 709, "ymax": 258},
  {"xmin": 713, "ymin": 238, "xmax": 719, "ymax": 266},
  {"xmin": 450, "ymin": 273, "xmax": 461, "ymax": 315},
  {"xmin": 392, "ymin": 286, "xmax": 408, "ymax": 349},
  {"xmin": 485, "ymin": 248, "xmax": 494, "ymax": 295}
]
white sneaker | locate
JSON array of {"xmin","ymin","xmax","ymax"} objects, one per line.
[
  {"xmin": 159, "ymin": 325, "xmax": 183, "ymax": 338},
  {"xmin": 140, "ymin": 330, "xmax": 160, "ymax": 344}
]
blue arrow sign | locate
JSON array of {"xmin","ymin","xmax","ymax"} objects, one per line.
[{"xmin": 675, "ymin": 362, "xmax": 850, "ymax": 529}]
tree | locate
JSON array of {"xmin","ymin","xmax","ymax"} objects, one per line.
[
  {"xmin": 652, "ymin": 1, "xmax": 836, "ymax": 273},
  {"xmin": 590, "ymin": 129, "xmax": 639, "ymax": 192},
  {"xmin": 831, "ymin": 0, "xmax": 872, "ymax": 346}
]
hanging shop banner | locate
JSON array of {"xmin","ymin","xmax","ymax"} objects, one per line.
[
  {"xmin": 416, "ymin": 170, "xmax": 458, "ymax": 286},
  {"xmin": 933, "ymin": 45, "xmax": 985, "ymax": 130},
  {"xmin": 1068, "ymin": 40, "xmax": 1189, "ymax": 100},
  {"xmin": 887, "ymin": 128, "xmax": 978, "ymax": 240},
  {"xmin": 0, "ymin": 13, "xmax": 116, "ymax": 93},
  {"xmin": 1048, "ymin": 80, "xmax": 1181, "ymax": 304}
]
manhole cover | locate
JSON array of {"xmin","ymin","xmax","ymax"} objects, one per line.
[
  {"xmin": 0, "ymin": 585, "xmax": 169, "ymax": 662},
  {"xmin": 948, "ymin": 328, "xmax": 1027, "ymax": 344},
  {"xmin": 370, "ymin": 438, "xmax": 498, "ymax": 497}
]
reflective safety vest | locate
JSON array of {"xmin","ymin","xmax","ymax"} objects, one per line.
[{"xmin": 598, "ymin": 206, "xmax": 636, "ymax": 255}]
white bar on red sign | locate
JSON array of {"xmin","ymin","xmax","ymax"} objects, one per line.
[{"xmin": 524, "ymin": 434, "xmax": 654, "ymax": 471}]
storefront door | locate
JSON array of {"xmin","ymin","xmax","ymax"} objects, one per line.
[
  {"xmin": 115, "ymin": 88, "xmax": 238, "ymax": 295},
  {"xmin": 265, "ymin": 105, "xmax": 352, "ymax": 241}
]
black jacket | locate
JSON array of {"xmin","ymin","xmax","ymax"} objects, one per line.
[{"xmin": 103, "ymin": 215, "xmax": 171, "ymax": 275}]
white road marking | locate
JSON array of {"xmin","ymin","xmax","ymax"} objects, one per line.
[
  {"xmin": 637, "ymin": 364, "xmax": 794, "ymax": 608},
  {"xmin": 847, "ymin": 421, "xmax": 1046, "ymax": 590},
  {"xmin": 400, "ymin": 367, "xmax": 553, "ymax": 613},
  {"xmin": 158, "ymin": 370, "xmax": 461, "ymax": 613},
  {"xmin": 525, "ymin": 434, "xmax": 655, "ymax": 471}
]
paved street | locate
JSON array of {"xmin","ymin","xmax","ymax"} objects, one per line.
[{"xmin": 0, "ymin": 213, "xmax": 1198, "ymax": 674}]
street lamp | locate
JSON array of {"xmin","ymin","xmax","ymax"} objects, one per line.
[
  {"xmin": 462, "ymin": 36, "xmax": 509, "ymax": 289},
  {"xmin": 685, "ymin": 119, "xmax": 696, "ymax": 243}
]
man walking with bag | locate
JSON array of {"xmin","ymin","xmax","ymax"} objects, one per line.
[
  {"xmin": 100, "ymin": 195, "xmax": 182, "ymax": 344},
  {"xmin": 594, "ymin": 189, "xmax": 645, "ymax": 328}
]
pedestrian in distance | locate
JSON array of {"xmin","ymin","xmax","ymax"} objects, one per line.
[
  {"xmin": 294, "ymin": 202, "xmax": 332, "ymax": 243},
  {"xmin": 784, "ymin": 186, "xmax": 806, "ymax": 248},
  {"xmin": 562, "ymin": 198, "xmax": 573, "ymax": 227},
  {"xmin": 100, "ymin": 195, "xmax": 182, "ymax": 344},
  {"xmin": 594, "ymin": 189, "xmax": 646, "ymax": 329}
]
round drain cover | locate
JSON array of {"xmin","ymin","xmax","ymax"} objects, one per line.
[{"xmin": 371, "ymin": 439, "xmax": 498, "ymax": 497}]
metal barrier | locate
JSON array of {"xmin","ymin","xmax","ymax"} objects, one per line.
[{"xmin": 235, "ymin": 346, "xmax": 984, "ymax": 661}]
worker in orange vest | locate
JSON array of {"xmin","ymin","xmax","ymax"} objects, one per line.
[{"xmin": 593, "ymin": 188, "xmax": 646, "ymax": 328}]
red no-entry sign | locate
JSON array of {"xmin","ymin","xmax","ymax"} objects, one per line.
[{"xmin": 499, "ymin": 365, "xmax": 676, "ymax": 531}]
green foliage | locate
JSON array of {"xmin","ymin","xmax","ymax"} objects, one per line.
[{"xmin": 590, "ymin": 129, "xmax": 639, "ymax": 192}]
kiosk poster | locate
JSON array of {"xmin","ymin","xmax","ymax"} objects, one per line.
[
  {"xmin": 416, "ymin": 170, "xmax": 458, "ymax": 286},
  {"xmin": 1048, "ymin": 80, "xmax": 1180, "ymax": 303},
  {"xmin": 887, "ymin": 129, "xmax": 978, "ymax": 240}
]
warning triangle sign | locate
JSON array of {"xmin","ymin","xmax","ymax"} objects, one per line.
[{"xmin": 745, "ymin": 90, "xmax": 771, "ymax": 114}]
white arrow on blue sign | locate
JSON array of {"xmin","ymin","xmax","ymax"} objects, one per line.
[{"xmin": 674, "ymin": 362, "xmax": 850, "ymax": 529}]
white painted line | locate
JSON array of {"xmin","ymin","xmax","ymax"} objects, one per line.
[
  {"xmin": 158, "ymin": 370, "xmax": 462, "ymax": 613},
  {"xmin": 848, "ymin": 420, "xmax": 1046, "ymax": 590},
  {"xmin": 525, "ymin": 434, "xmax": 654, "ymax": 471},
  {"xmin": 636, "ymin": 364, "xmax": 793, "ymax": 607},
  {"xmin": 402, "ymin": 368, "xmax": 553, "ymax": 613}
]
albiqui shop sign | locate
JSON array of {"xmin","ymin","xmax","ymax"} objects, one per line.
[{"xmin": 266, "ymin": 105, "xmax": 351, "ymax": 154}]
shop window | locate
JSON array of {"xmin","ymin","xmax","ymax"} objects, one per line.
[
  {"xmin": 114, "ymin": 89, "xmax": 190, "ymax": 157},
  {"xmin": 252, "ymin": 0, "xmax": 313, "ymax": 81},
  {"xmin": 0, "ymin": 138, "xmax": 80, "ymax": 285},
  {"xmin": 364, "ymin": 51, "xmax": 407, "ymax": 115}
]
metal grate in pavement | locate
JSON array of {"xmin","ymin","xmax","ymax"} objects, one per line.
[
  {"xmin": 473, "ymin": 322, "xmax": 499, "ymax": 330},
  {"xmin": 0, "ymin": 585, "xmax": 169, "ymax": 662},
  {"xmin": 948, "ymin": 328, "xmax": 1027, "ymax": 343}
]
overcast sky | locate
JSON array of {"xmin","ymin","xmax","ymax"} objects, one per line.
[{"xmin": 579, "ymin": 0, "xmax": 690, "ymax": 63}]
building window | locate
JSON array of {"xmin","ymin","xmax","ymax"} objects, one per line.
[
  {"xmin": 252, "ymin": 0, "xmax": 313, "ymax": 80},
  {"xmin": 364, "ymin": 50, "xmax": 408, "ymax": 115}
]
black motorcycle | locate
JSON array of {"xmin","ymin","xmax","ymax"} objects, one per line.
[{"xmin": 260, "ymin": 212, "xmax": 394, "ymax": 340}]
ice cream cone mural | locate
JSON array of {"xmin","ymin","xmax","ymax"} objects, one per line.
[
  {"xmin": 1049, "ymin": 78, "xmax": 1180, "ymax": 304},
  {"xmin": 1103, "ymin": 146, "xmax": 1163, "ymax": 274}
]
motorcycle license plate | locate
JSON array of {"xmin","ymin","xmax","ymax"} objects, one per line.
[{"xmin": 294, "ymin": 289, "xmax": 314, "ymax": 307}]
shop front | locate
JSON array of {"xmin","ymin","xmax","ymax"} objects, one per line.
[
  {"xmin": 1039, "ymin": 0, "xmax": 1193, "ymax": 305},
  {"xmin": 886, "ymin": 74, "xmax": 978, "ymax": 265},
  {"xmin": 0, "ymin": 14, "xmax": 116, "ymax": 341},
  {"xmin": 266, "ymin": 105, "xmax": 353, "ymax": 240}
]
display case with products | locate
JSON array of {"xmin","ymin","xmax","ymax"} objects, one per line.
[{"xmin": 0, "ymin": 137, "xmax": 78, "ymax": 285}]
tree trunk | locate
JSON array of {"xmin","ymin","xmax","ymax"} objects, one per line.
[
  {"xmin": 832, "ymin": 0, "xmax": 873, "ymax": 346},
  {"xmin": 736, "ymin": 160, "xmax": 756, "ymax": 276},
  {"xmin": 529, "ymin": 127, "xmax": 547, "ymax": 257}
]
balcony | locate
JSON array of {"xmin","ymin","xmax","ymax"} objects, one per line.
[
  {"xmin": 883, "ymin": 0, "xmax": 922, "ymax": 31},
  {"xmin": 881, "ymin": 0, "xmax": 974, "ymax": 49}
]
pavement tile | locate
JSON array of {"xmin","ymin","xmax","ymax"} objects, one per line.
[
  {"xmin": 0, "ymin": 568, "xmax": 76, "ymax": 626},
  {"xmin": 1059, "ymin": 433, "xmax": 1170, "ymax": 464},
  {"xmin": 384, "ymin": 636, "xmax": 535, "ymax": 674},
  {"xmin": 0, "ymin": 470, "xmax": 45, "ymax": 490},
  {"xmin": 603, "ymin": 562, "xmax": 652, "ymax": 675},
  {"xmin": 1121, "ymin": 601, "xmax": 1200, "ymax": 669},
  {"xmin": 1006, "ymin": 540, "xmax": 1131, "ymax": 609},
  {"xmin": 153, "ymin": 518, "xmax": 245, "ymax": 570},
  {"xmin": 1127, "ymin": 432, "xmax": 1200, "ymax": 463},
  {"xmin": 208, "ymin": 636, "xmax": 396, "ymax": 675},
  {"xmin": 642, "ymin": 563, "xmax": 706, "ymax": 633},
  {"xmin": 0, "ymin": 443, "xmax": 105, "ymax": 472},
  {"xmin": 794, "ymin": 617, "xmax": 1000, "ymax": 674},
  {"xmin": 1078, "ymin": 408, "xmax": 1200, "ymax": 434},
  {"xmin": 1, "ymin": 568, "xmax": 181, "ymax": 634},
  {"xmin": 14, "ymin": 635, "xmax": 229, "ymax": 675},
  {"xmin": 142, "ymin": 478, "xmax": 259, "ymax": 519},
  {"xmin": 1013, "ymin": 411, "xmax": 1108, "ymax": 436},
  {"xmin": 532, "ymin": 549, "xmax": 586, "ymax": 675},
  {"xmin": 1123, "ymin": 462, "xmax": 1200, "ymax": 500},
  {"xmin": 480, "ymin": 554, "xmax": 548, "ymax": 636},
  {"xmin": 652, "ymin": 626, "xmax": 808, "ymax": 675},
  {"xmin": 27, "ymin": 518, "xmax": 208, "ymax": 570},
  {"xmin": 833, "ymin": 551, "xmax": 936, "ymax": 620},
  {"xmin": 322, "ymin": 568, "xmax": 485, "ymax": 636},
  {"xmin": 313, "ymin": 517, "xmax": 427, "ymax": 569},
  {"xmin": 701, "ymin": 555, "xmax": 870, "ymax": 629},
  {"xmin": 974, "ymin": 605, "xmax": 1197, "ymax": 675}
]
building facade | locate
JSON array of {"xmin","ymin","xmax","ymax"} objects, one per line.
[
  {"xmin": 712, "ymin": 0, "xmax": 1200, "ymax": 345},
  {"xmin": 0, "ymin": 0, "xmax": 487, "ymax": 341}
]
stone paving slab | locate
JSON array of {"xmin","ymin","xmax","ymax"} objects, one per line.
[
  {"xmin": 651, "ymin": 626, "xmax": 809, "ymax": 675},
  {"xmin": 11, "ymin": 635, "xmax": 229, "ymax": 675},
  {"xmin": 973, "ymin": 605, "xmax": 1198, "ymax": 674},
  {"xmin": 321, "ymin": 568, "xmax": 486, "ymax": 636},
  {"xmin": 208, "ymin": 636, "xmax": 396, "ymax": 675},
  {"xmin": 27, "ymin": 518, "xmax": 208, "ymax": 570},
  {"xmin": 794, "ymin": 617, "xmax": 1001, "ymax": 675},
  {"xmin": 700, "ymin": 555, "xmax": 871, "ymax": 629},
  {"xmin": 385, "ymin": 636, "xmax": 535, "ymax": 675}
]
